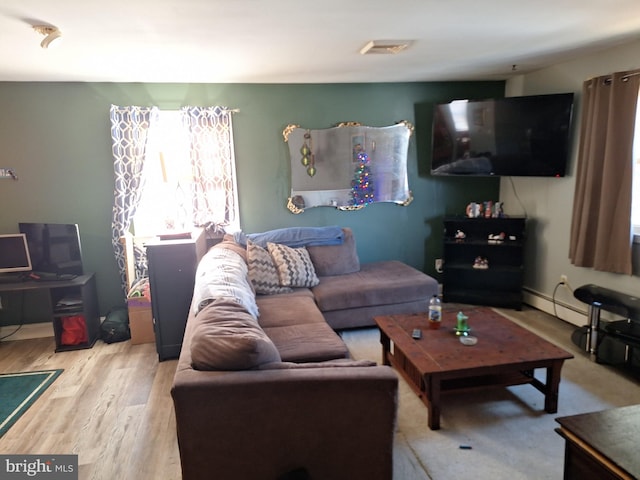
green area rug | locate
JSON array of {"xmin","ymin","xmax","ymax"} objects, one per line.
[{"xmin": 0, "ymin": 369, "xmax": 63, "ymax": 437}]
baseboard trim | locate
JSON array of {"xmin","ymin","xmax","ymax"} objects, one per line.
[
  {"xmin": 0, "ymin": 322, "xmax": 54, "ymax": 341},
  {"xmin": 522, "ymin": 287, "xmax": 588, "ymax": 327}
]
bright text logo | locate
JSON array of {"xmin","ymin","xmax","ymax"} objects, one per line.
[{"xmin": 0, "ymin": 455, "xmax": 77, "ymax": 479}]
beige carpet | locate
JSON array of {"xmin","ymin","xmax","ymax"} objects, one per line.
[{"xmin": 340, "ymin": 306, "xmax": 640, "ymax": 480}]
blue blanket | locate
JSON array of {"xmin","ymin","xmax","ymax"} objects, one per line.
[{"xmin": 234, "ymin": 226, "xmax": 344, "ymax": 248}]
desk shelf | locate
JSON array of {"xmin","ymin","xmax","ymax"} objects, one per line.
[{"xmin": 0, "ymin": 273, "xmax": 100, "ymax": 352}]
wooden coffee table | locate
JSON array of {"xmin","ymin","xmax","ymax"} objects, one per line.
[{"xmin": 375, "ymin": 307, "xmax": 574, "ymax": 430}]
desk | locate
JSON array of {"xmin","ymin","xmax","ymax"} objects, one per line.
[
  {"xmin": 0, "ymin": 273, "xmax": 100, "ymax": 351},
  {"xmin": 556, "ymin": 405, "xmax": 640, "ymax": 479}
]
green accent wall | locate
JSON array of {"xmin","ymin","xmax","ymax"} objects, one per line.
[{"xmin": 0, "ymin": 81, "xmax": 503, "ymax": 322}]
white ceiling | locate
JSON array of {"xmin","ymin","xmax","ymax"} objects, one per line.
[{"xmin": 2, "ymin": 0, "xmax": 640, "ymax": 83}]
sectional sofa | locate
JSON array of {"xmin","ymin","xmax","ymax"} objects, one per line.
[{"xmin": 171, "ymin": 227, "xmax": 438, "ymax": 479}]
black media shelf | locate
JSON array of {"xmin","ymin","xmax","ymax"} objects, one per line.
[
  {"xmin": 442, "ymin": 216, "xmax": 526, "ymax": 310},
  {"xmin": 574, "ymin": 284, "xmax": 640, "ymax": 375}
]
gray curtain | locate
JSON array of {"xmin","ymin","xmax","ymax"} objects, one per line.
[
  {"xmin": 569, "ymin": 70, "xmax": 640, "ymax": 274},
  {"xmin": 110, "ymin": 105, "xmax": 159, "ymax": 297}
]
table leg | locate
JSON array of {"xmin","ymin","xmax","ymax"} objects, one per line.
[
  {"xmin": 426, "ymin": 376, "xmax": 441, "ymax": 430},
  {"xmin": 586, "ymin": 305, "xmax": 601, "ymax": 358},
  {"xmin": 544, "ymin": 360, "xmax": 564, "ymax": 413},
  {"xmin": 380, "ymin": 330, "xmax": 391, "ymax": 366}
]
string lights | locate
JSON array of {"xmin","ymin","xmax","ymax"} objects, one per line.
[{"xmin": 351, "ymin": 151, "xmax": 374, "ymax": 205}]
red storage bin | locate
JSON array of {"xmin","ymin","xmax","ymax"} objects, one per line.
[{"xmin": 61, "ymin": 315, "xmax": 88, "ymax": 345}]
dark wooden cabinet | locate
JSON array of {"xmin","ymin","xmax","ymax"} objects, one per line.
[
  {"xmin": 442, "ymin": 216, "xmax": 526, "ymax": 309},
  {"xmin": 146, "ymin": 229, "xmax": 207, "ymax": 361}
]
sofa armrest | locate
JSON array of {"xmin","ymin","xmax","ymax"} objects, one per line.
[{"xmin": 172, "ymin": 366, "xmax": 398, "ymax": 480}]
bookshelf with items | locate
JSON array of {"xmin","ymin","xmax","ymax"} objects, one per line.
[{"xmin": 442, "ymin": 216, "xmax": 526, "ymax": 310}]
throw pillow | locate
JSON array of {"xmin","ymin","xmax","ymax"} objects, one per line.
[
  {"xmin": 190, "ymin": 298, "xmax": 281, "ymax": 371},
  {"xmin": 267, "ymin": 242, "xmax": 320, "ymax": 288},
  {"xmin": 247, "ymin": 240, "xmax": 293, "ymax": 295}
]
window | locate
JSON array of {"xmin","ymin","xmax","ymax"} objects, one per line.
[
  {"xmin": 133, "ymin": 109, "xmax": 239, "ymax": 236},
  {"xmin": 134, "ymin": 111, "xmax": 189, "ymax": 235}
]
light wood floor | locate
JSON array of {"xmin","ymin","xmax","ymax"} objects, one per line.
[
  {"xmin": 1, "ymin": 307, "xmax": 637, "ymax": 480},
  {"xmin": 0, "ymin": 337, "xmax": 181, "ymax": 480}
]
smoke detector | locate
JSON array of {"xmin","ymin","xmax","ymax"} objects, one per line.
[{"xmin": 360, "ymin": 40, "xmax": 412, "ymax": 55}]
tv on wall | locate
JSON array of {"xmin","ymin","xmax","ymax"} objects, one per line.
[
  {"xmin": 430, "ymin": 93, "xmax": 574, "ymax": 177},
  {"xmin": 19, "ymin": 223, "xmax": 84, "ymax": 276}
]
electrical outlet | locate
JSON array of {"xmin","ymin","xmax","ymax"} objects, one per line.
[
  {"xmin": 560, "ymin": 274, "xmax": 568, "ymax": 284},
  {"xmin": 435, "ymin": 258, "xmax": 443, "ymax": 273}
]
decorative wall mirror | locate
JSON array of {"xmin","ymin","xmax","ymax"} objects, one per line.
[{"xmin": 283, "ymin": 121, "xmax": 413, "ymax": 213}]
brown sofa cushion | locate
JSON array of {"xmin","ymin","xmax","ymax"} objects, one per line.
[
  {"xmin": 258, "ymin": 292, "xmax": 350, "ymax": 360},
  {"xmin": 307, "ymin": 227, "xmax": 360, "ymax": 276},
  {"xmin": 256, "ymin": 289, "xmax": 321, "ymax": 328},
  {"xmin": 190, "ymin": 298, "xmax": 281, "ymax": 371},
  {"xmin": 313, "ymin": 260, "xmax": 437, "ymax": 312},
  {"xmin": 263, "ymin": 323, "xmax": 349, "ymax": 362}
]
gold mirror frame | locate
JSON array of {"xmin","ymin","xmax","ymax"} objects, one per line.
[{"xmin": 284, "ymin": 121, "xmax": 413, "ymax": 213}]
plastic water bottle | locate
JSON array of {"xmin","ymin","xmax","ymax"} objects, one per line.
[{"xmin": 428, "ymin": 295, "xmax": 442, "ymax": 330}]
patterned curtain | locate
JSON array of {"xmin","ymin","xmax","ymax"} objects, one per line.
[
  {"xmin": 110, "ymin": 105, "xmax": 159, "ymax": 297},
  {"xmin": 181, "ymin": 106, "xmax": 240, "ymax": 230}
]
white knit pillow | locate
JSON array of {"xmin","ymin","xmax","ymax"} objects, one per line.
[
  {"xmin": 267, "ymin": 242, "xmax": 320, "ymax": 288},
  {"xmin": 192, "ymin": 247, "xmax": 259, "ymax": 318},
  {"xmin": 247, "ymin": 240, "xmax": 293, "ymax": 295}
]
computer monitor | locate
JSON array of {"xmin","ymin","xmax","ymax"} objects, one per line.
[
  {"xmin": 19, "ymin": 223, "xmax": 84, "ymax": 275},
  {"xmin": 0, "ymin": 233, "xmax": 32, "ymax": 274}
]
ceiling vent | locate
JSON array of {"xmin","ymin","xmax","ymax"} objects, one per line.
[{"xmin": 360, "ymin": 40, "xmax": 412, "ymax": 55}]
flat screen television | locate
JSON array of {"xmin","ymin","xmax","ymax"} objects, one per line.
[
  {"xmin": 430, "ymin": 93, "xmax": 574, "ymax": 177},
  {"xmin": 0, "ymin": 234, "xmax": 32, "ymax": 274},
  {"xmin": 19, "ymin": 223, "xmax": 84, "ymax": 275}
]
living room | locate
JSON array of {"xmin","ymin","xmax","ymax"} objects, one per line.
[
  {"xmin": 1, "ymin": 3, "xmax": 640, "ymax": 479},
  {"xmin": 2, "ymin": 54, "xmax": 640, "ymax": 325}
]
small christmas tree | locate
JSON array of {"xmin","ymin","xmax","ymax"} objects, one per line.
[{"xmin": 351, "ymin": 152, "xmax": 374, "ymax": 205}]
